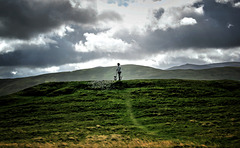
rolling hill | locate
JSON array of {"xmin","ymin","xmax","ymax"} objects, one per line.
[
  {"xmin": 1, "ymin": 79, "xmax": 240, "ymax": 147},
  {"xmin": 1, "ymin": 64, "xmax": 240, "ymax": 96},
  {"xmin": 168, "ymin": 62, "xmax": 240, "ymax": 70}
]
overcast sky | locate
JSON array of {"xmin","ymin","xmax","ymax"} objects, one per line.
[{"xmin": 0, "ymin": 0, "xmax": 240, "ymax": 78}]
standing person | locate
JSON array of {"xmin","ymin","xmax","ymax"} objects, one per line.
[{"xmin": 116, "ymin": 63, "xmax": 122, "ymax": 81}]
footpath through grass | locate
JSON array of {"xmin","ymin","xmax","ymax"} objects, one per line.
[{"xmin": 0, "ymin": 79, "xmax": 240, "ymax": 147}]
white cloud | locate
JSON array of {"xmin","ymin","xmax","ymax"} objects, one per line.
[
  {"xmin": 97, "ymin": 0, "xmax": 160, "ymax": 32},
  {"xmin": 215, "ymin": 0, "xmax": 233, "ymax": 4},
  {"xmin": 194, "ymin": 5, "xmax": 204, "ymax": 15},
  {"xmin": 96, "ymin": 0, "xmax": 203, "ymax": 37},
  {"xmin": 150, "ymin": 4, "xmax": 202, "ymax": 31},
  {"xmin": 11, "ymin": 71, "xmax": 18, "ymax": 75},
  {"xmin": 227, "ymin": 23, "xmax": 234, "ymax": 28},
  {"xmin": 72, "ymin": 47, "xmax": 240, "ymax": 70},
  {"xmin": 180, "ymin": 17, "xmax": 197, "ymax": 26},
  {"xmin": 66, "ymin": 26, "xmax": 75, "ymax": 33},
  {"xmin": 44, "ymin": 66, "xmax": 60, "ymax": 73},
  {"xmin": 234, "ymin": 2, "xmax": 240, "ymax": 8},
  {"xmin": 75, "ymin": 32, "xmax": 131, "ymax": 53},
  {"xmin": 0, "ymin": 35, "xmax": 56, "ymax": 54},
  {"xmin": 9, "ymin": 66, "xmax": 61, "ymax": 78},
  {"xmin": 143, "ymin": 48, "xmax": 240, "ymax": 69},
  {"xmin": 153, "ymin": 0, "xmax": 201, "ymax": 8},
  {"xmin": 70, "ymin": 0, "xmax": 96, "ymax": 9},
  {"xmin": 0, "ymin": 40, "xmax": 15, "ymax": 53},
  {"xmin": 216, "ymin": 0, "xmax": 240, "ymax": 8},
  {"xmin": 0, "ymin": 25, "xmax": 75, "ymax": 54},
  {"xmin": 53, "ymin": 25, "xmax": 75, "ymax": 38},
  {"xmin": 66, "ymin": 58, "xmax": 164, "ymax": 70}
]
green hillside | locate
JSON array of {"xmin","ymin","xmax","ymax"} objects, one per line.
[
  {"xmin": 1, "ymin": 79, "xmax": 240, "ymax": 147},
  {"xmin": 1, "ymin": 65, "xmax": 240, "ymax": 96}
]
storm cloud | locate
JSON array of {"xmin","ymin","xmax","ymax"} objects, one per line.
[
  {"xmin": 0, "ymin": 26, "xmax": 104, "ymax": 67},
  {"xmin": 0, "ymin": 0, "xmax": 121, "ymax": 39},
  {"xmin": 116, "ymin": 0, "xmax": 240, "ymax": 53},
  {"xmin": 153, "ymin": 8, "xmax": 164, "ymax": 20},
  {"xmin": 0, "ymin": 0, "xmax": 240, "ymax": 78}
]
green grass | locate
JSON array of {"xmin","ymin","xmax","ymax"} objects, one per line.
[{"xmin": 0, "ymin": 79, "xmax": 240, "ymax": 147}]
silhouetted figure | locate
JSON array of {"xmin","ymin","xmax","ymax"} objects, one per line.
[{"xmin": 116, "ymin": 63, "xmax": 122, "ymax": 81}]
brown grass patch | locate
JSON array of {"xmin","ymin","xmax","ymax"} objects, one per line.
[
  {"xmin": 0, "ymin": 136, "xmax": 187, "ymax": 148},
  {"xmin": 0, "ymin": 140, "xmax": 178, "ymax": 148}
]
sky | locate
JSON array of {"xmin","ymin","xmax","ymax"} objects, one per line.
[{"xmin": 0, "ymin": 0, "xmax": 240, "ymax": 78}]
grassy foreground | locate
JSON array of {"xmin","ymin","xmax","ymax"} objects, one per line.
[{"xmin": 0, "ymin": 79, "xmax": 240, "ymax": 147}]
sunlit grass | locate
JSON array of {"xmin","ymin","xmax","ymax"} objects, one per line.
[{"xmin": 0, "ymin": 79, "xmax": 240, "ymax": 147}]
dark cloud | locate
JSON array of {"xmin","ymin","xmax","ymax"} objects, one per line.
[
  {"xmin": 153, "ymin": 8, "xmax": 164, "ymax": 20},
  {"xmin": 115, "ymin": 0, "xmax": 240, "ymax": 54},
  {"xmin": 172, "ymin": 0, "xmax": 240, "ymax": 49},
  {"xmin": 57, "ymin": 24, "xmax": 102, "ymax": 44},
  {"xmin": 1, "ymin": 0, "xmax": 240, "ymax": 78},
  {"xmin": 0, "ymin": 67, "xmax": 15, "ymax": 78},
  {"xmin": 0, "ymin": 21, "xmax": 121, "ymax": 71},
  {"xmin": 0, "ymin": 25, "xmax": 104, "ymax": 67},
  {"xmin": 98, "ymin": 11, "xmax": 122, "ymax": 21},
  {"xmin": 0, "ymin": 40, "xmax": 100, "ymax": 67},
  {"xmin": 169, "ymin": 0, "xmax": 240, "ymax": 49},
  {"xmin": 0, "ymin": 0, "xmax": 121, "ymax": 39}
]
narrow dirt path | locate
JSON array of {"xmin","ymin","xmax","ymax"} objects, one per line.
[
  {"xmin": 125, "ymin": 98, "xmax": 146, "ymax": 129},
  {"xmin": 124, "ymin": 93, "xmax": 157, "ymax": 136}
]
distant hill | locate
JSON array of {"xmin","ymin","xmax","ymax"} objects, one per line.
[
  {"xmin": 168, "ymin": 62, "xmax": 240, "ymax": 70},
  {"xmin": 1, "ymin": 64, "xmax": 240, "ymax": 96}
]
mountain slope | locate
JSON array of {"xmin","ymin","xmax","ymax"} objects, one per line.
[
  {"xmin": 168, "ymin": 62, "xmax": 240, "ymax": 70},
  {"xmin": 1, "ymin": 65, "xmax": 240, "ymax": 96}
]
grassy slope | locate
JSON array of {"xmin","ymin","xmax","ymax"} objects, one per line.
[
  {"xmin": 0, "ymin": 79, "xmax": 240, "ymax": 147},
  {"xmin": 1, "ymin": 65, "xmax": 240, "ymax": 97},
  {"xmin": 168, "ymin": 62, "xmax": 240, "ymax": 70}
]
